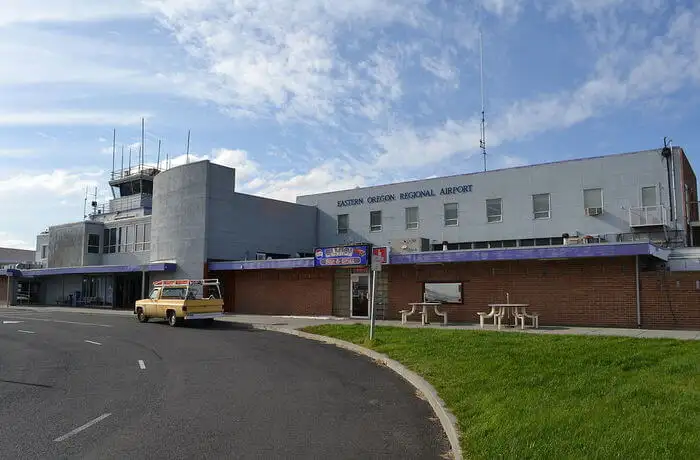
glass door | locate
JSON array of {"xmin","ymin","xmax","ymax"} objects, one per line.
[{"xmin": 350, "ymin": 273, "xmax": 369, "ymax": 318}]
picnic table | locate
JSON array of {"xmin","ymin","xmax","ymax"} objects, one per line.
[
  {"xmin": 400, "ymin": 302, "xmax": 448, "ymax": 326},
  {"xmin": 478, "ymin": 294, "xmax": 539, "ymax": 329}
]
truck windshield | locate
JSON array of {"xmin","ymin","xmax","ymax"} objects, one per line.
[{"xmin": 161, "ymin": 287, "xmax": 187, "ymax": 299}]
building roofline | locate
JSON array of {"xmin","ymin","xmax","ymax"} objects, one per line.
[{"xmin": 296, "ymin": 147, "xmax": 672, "ymax": 199}]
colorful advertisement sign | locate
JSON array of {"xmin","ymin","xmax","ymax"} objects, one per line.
[
  {"xmin": 314, "ymin": 245, "xmax": 370, "ymax": 267},
  {"xmin": 372, "ymin": 246, "xmax": 390, "ymax": 264}
]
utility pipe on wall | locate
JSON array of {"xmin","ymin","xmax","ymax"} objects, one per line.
[{"xmin": 635, "ymin": 255, "xmax": 641, "ymax": 328}]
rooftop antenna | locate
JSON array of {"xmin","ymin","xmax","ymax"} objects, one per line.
[
  {"xmin": 186, "ymin": 129, "xmax": 191, "ymax": 164},
  {"xmin": 111, "ymin": 128, "xmax": 116, "ymax": 180},
  {"xmin": 128, "ymin": 146, "xmax": 132, "ymax": 175},
  {"xmin": 120, "ymin": 145, "xmax": 124, "ymax": 179},
  {"xmin": 140, "ymin": 117, "xmax": 145, "ymax": 170},
  {"xmin": 166, "ymin": 152, "xmax": 170, "ymax": 170},
  {"xmin": 157, "ymin": 139, "xmax": 161, "ymax": 170},
  {"xmin": 83, "ymin": 187, "xmax": 88, "ymax": 220},
  {"xmin": 479, "ymin": 30, "xmax": 487, "ymax": 173}
]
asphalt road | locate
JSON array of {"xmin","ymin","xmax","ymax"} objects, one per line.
[{"xmin": 0, "ymin": 309, "xmax": 449, "ymax": 459}]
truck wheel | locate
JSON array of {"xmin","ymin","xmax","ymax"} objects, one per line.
[
  {"xmin": 167, "ymin": 311, "xmax": 180, "ymax": 327},
  {"xmin": 137, "ymin": 309, "xmax": 149, "ymax": 323}
]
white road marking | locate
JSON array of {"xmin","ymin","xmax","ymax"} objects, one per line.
[
  {"xmin": 17, "ymin": 330, "xmax": 35, "ymax": 334},
  {"xmin": 2, "ymin": 320, "xmax": 23, "ymax": 324},
  {"xmin": 138, "ymin": 360, "xmax": 146, "ymax": 369},
  {"xmin": 0, "ymin": 316, "xmax": 112, "ymax": 328},
  {"xmin": 53, "ymin": 413, "xmax": 112, "ymax": 442},
  {"xmin": 84, "ymin": 340, "xmax": 102, "ymax": 346}
]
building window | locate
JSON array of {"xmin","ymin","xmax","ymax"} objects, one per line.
[
  {"xmin": 103, "ymin": 228, "xmax": 117, "ymax": 254},
  {"xmin": 370, "ymin": 211, "xmax": 382, "ymax": 232},
  {"xmin": 486, "ymin": 198, "xmax": 502, "ymax": 223},
  {"xmin": 533, "ymin": 193, "xmax": 551, "ymax": 219},
  {"xmin": 144, "ymin": 224, "xmax": 151, "ymax": 251},
  {"xmin": 40, "ymin": 245, "xmax": 48, "ymax": 259},
  {"xmin": 583, "ymin": 188, "xmax": 603, "ymax": 215},
  {"xmin": 117, "ymin": 227, "xmax": 123, "ymax": 253},
  {"xmin": 135, "ymin": 223, "xmax": 151, "ymax": 251},
  {"xmin": 337, "ymin": 214, "xmax": 349, "ymax": 234},
  {"xmin": 444, "ymin": 203, "xmax": 458, "ymax": 226},
  {"xmin": 641, "ymin": 186, "xmax": 657, "ymax": 207},
  {"xmin": 405, "ymin": 207, "xmax": 419, "ymax": 229},
  {"xmin": 87, "ymin": 234, "xmax": 100, "ymax": 254}
]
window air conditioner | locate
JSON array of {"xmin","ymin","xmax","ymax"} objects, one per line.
[{"xmin": 585, "ymin": 207, "xmax": 603, "ymax": 216}]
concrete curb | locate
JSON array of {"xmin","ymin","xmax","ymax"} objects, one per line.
[{"xmin": 249, "ymin": 324, "xmax": 463, "ymax": 460}]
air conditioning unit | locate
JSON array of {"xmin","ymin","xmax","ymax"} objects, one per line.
[{"xmin": 585, "ymin": 207, "xmax": 603, "ymax": 216}]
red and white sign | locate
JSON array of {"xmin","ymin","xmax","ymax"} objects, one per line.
[{"xmin": 372, "ymin": 246, "xmax": 390, "ymax": 264}]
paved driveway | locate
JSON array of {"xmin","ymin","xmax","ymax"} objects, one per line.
[{"xmin": 0, "ymin": 309, "xmax": 449, "ymax": 459}]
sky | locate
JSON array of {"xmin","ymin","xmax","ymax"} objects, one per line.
[{"xmin": 2, "ymin": 0, "xmax": 700, "ymax": 250}]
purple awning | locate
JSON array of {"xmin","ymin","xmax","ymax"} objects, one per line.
[
  {"xmin": 11, "ymin": 262, "xmax": 177, "ymax": 277},
  {"xmin": 390, "ymin": 242, "xmax": 668, "ymax": 265}
]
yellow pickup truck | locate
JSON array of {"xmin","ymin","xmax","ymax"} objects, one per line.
[{"xmin": 134, "ymin": 279, "xmax": 224, "ymax": 327}]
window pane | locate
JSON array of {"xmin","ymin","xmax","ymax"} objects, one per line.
[
  {"xmin": 486, "ymin": 198, "xmax": 502, "ymax": 222},
  {"xmin": 533, "ymin": 194, "xmax": 550, "ymax": 219},
  {"xmin": 405, "ymin": 207, "xmax": 419, "ymax": 229},
  {"xmin": 583, "ymin": 188, "xmax": 602, "ymax": 208},
  {"xmin": 370, "ymin": 211, "xmax": 382, "ymax": 232},
  {"xmin": 337, "ymin": 214, "xmax": 349, "ymax": 234},
  {"xmin": 444, "ymin": 203, "xmax": 458, "ymax": 226},
  {"xmin": 641, "ymin": 186, "xmax": 657, "ymax": 207}
]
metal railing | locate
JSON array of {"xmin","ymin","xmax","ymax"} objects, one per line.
[
  {"xmin": 629, "ymin": 205, "xmax": 669, "ymax": 227},
  {"xmin": 111, "ymin": 164, "xmax": 161, "ymax": 181},
  {"xmin": 109, "ymin": 193, "xmax": 153, "ymax": 213}
]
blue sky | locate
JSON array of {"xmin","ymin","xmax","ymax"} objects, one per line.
[{"xmin": 2, "ymin": 0, "xmax": 700, "ymax": 249}]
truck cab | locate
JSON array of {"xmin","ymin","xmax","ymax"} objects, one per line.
[{"xmin": 134, "ymin": 279, "xmax": 224, "ymax": 327}]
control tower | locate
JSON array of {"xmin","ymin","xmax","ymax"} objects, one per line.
[{"xmin": 87, "ymin": 164, "xmax": 162, "ymax": 222}]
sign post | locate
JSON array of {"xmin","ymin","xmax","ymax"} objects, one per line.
[
  {"xmin": 369, "ymin": 257, "xmax": 381, "ymax": 340},
  {"xmin": 368, "ymin": 246, "xmax": 388, "ymax": 341}
]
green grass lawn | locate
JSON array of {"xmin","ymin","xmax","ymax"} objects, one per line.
[{"xmin": 302, "ymin": 324, "xmax": 700, "ymax": 459}]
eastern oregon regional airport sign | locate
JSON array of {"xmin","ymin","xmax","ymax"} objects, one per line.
[{"xmin": 337, "ymin": 185, "xmax": 473, "ymax": 207}]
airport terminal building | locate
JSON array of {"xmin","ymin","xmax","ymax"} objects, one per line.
[{"xmin": 2, "ymin": 146, "xmax": 700, "ymax": 329}]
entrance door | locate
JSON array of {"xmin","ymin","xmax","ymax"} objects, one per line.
[{"xmin": 350, "ymin": 273, "xmax": 369, "ymax": 318}]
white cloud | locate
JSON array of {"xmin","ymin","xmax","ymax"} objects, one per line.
[
  {"xmin": 146, "ymin": 0, "xmax": 461, "ymax": 124},
  {"xmin": 0, "ymin": 0, "xmax": 152, "ymax": 27},
  {"xmin": 0, "ymin": 148, "xmax": 36, "ymax": 158},
  {"xmin": 0, "ymin": 169, "xmax": 107, "ymax": 249},
  {"xmin": 164, "ymin": 148, "xmax": 367, "ymax": 202},
  {"xmin": 0, "ymin": 111, "xmax": 150, "ymax": 127},
  {"xmin": 0, "ymin": 232, "xmax": 34, "ymax": 251},
  {"xmin": 374, "ymin": 118, "xmax": 482, "ymax": 168},
  {"xmin": 481, "ymin": 0, "xmax": 524, "ymax": 18}
]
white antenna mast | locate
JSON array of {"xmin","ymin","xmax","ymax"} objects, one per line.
[{"xmin": 479, "ymin": 30, "xmax": 487, "ymax": 172}]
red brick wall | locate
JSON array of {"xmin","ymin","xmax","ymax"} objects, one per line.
[
  {"xmin": 639, "ymin": 271, "xmax": 700, "ymax": 330},
  {"xmin": 229, "ymin": 268, "xmax": 333, "ymax": 316},
  {"xmin": 386, "ymin": 258, "xmax": 700, "ymax": 330},
  {"xmin": 211, "ymin": 258, "xmax": 700, "ymax": 329}
]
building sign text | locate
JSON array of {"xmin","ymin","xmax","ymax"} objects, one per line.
[{"xmin": 337, "ymin": 185, "xmax": 473, "ymax": 207}]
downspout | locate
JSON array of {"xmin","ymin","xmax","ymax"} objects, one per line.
[
  {"xmin": 635, "ymin": 255, "xmax": 641, "ymax": 328},
  {"xmin": 669, "ymin": 142, "xmax": 679, "ymax": 239}
]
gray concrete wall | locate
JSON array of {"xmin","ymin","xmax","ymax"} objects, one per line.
[
  {"xmin": 35, "ymin": 233, "xmax": 49, "ymax": 265},
  {"xmin": 206, "ymin": 162, "xmax": 317, "ymax": 260},
  {"xmin": 150, "ymin": 160, "xmax": 208, "ymax": 280},
  {"xmin": 83, "ymin": 222, "xmax": 104, "ymax": 266},
  {"xmin": 102, "ymin": 252, "xmax": 151, "ymax": 266},
  {"xmin": 297, "ymin": 149, "xmax": 686, "ymax": 248},
  {"xmin": 47, "ymin": 223, "xmax": 85, "ymax": 268},
  {"xmin": 0, "ymin": 247, "xmax": 35, "ymax": 264}
]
